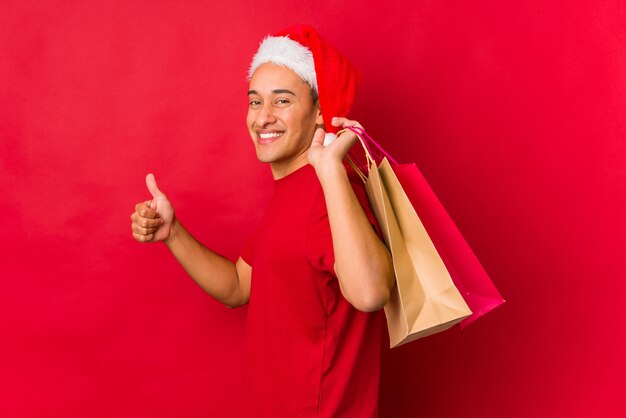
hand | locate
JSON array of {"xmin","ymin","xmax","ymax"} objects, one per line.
[
  {"xmin": 130, "ymin": 173, "xmax": 175, "ymax": 243},
  {"xmin": 307, "ymin": 117, "xmax": 363, "ymax": 175}
]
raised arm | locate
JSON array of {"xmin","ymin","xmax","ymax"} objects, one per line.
[
  {"xmin": 307, "ymin": 119, "xmax": 395, "ymax": 312},
  {"xmin": 130, "ymin": 174, "xmax": 251, "ymax": 308}
]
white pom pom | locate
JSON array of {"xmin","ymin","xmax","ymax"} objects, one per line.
[{"xmin": 323, "ymin": 133, "xmax": 337, "ymax": 146}]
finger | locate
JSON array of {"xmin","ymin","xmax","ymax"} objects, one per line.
[
  {"xmin": 132, "ymin": 231, "xmax": 154, "ymax": 243},
  {"xmin": 335, "ymin": 129, "xmax": 358, "ymax": 148},
  {"xmin": 131, "ymin": 211, "xmax": 163, "ymax": 227},
  {"xmin": 331, "ymin": 117, "xmax": 362, "ymax": 129},
  {"xmin": 331, "ymin": 117, "xmax": 346, "ymax": 127},
  {"xmin": 142, "ymin": 216, "xmax": 163, "ymax": 228},
  {"xmin": 135, "ymin": 202, "xmax": 158, "ymax": 219},
  {"xmin": 131, "ymin": 218, "xmax": 160, "ymax": 231},
  {"xmin": 146, "ymin": 173, "xmax": 165, "ymax": 200},
  {"xmin": 132, "ymin": 222, "xmax": 158, "ymax": 235},
  {"xmin": 135, "ymin": 202, "xmax": 150, "ymax": 213}
]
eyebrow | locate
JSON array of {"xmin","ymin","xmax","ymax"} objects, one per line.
[{"xmin": 248, "ymin": 89, "xmax": 296, "ymax": 96}]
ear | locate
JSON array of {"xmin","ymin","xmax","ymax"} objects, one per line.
[{"xmin": 315, "ymin": 103, "xmax": 324, "ymax": 126}]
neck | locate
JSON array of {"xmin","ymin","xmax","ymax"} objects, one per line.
[{"xmin": 269, "ymin": 153, "xmax": 309, "ymax": 180}]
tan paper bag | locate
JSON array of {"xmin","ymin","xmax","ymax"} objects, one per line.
[{"xmin": 347, "ymin": 131, "xmax": 472, "ymax": 348}]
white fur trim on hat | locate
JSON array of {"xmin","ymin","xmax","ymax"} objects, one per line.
[{"xmin": 248, "ymin": 36, "xmax": 318, "ymax": 94}]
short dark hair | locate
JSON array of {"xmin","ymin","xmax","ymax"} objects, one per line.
[{"xmin": 310, "ymin": 87, "xmax": 318, "ymax": 104}]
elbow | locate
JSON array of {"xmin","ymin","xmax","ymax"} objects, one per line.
[
  {"xmin": 339, "ymin": 264, "xmax": 395, "ymax": 313},
  {"xmin": 337, "ymin": 250, "xmax": 395, "ymax": 312},
  {"xmin": 355, "ymin": 266, "xmax": 395, "ymax": 313},
  {"xmin": 225, "ymin": 299, "xmax": 248, "ymax": 309},
  {"xmin": 225, "ymin": 301, "xmax": 241, "ymax": 309},
  {"xmin": 349, "ymin": 286, "xmax": 391, "ymax": 313},
  {"xmin": 223, "ymin": 292, "xmax": 250, "ymax": 309}
]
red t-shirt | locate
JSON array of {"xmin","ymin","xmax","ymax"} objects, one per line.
[{"xmin": 240, "ymin": 163, "xmax": 385, "ymax": 418}]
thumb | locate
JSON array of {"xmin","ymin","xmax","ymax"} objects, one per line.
[
  {"xmin": 310, "ymin": 128, "xmax": 325, "ymax": 149},
  {"xmin": 146, "ymin": 173, "xmax": 164, "ymax": 199}
]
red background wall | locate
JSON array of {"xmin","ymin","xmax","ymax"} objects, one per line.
[{"xmin": 1, "ymin": 1, "xmax": 624, "ymax": 417}]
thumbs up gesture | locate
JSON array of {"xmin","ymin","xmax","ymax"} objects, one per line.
[{"xmin": 130, "ymin": 173, "xmax": 175, "ymax": 243}]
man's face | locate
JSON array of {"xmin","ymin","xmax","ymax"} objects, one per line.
[{"xmin": 247, "ymin": 63, "xmax": 323, "ymax": 177}]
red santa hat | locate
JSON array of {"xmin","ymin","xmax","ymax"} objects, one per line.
[{"xmin": 248, "ymin": 24, "xmax": 362, "ymax": 145}]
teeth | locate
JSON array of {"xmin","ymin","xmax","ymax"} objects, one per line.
[{"xmin": 259, "ymin": 132, "xmax": 283, "ymax": 139}]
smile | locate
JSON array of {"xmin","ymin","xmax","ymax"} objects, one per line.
[{"xmin": 259, "ymin": 132, "xmax": 284, "ymax": 139}]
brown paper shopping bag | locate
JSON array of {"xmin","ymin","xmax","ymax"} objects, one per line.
[{"xmin": 345, "ymin": 129, "xmax": 472, "ymax": 348}]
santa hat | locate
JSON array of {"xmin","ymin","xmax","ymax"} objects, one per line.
[{"xmin": 248, "ymin": 24, "xmax": 362, "ymax": 145}]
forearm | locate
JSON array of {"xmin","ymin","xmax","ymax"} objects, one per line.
[
  {"xmin": 316, "ymin": 163, "xmax": 394, "ymax": 312},
  {"xmin": 163, "ymin": 218, "xmax": 246, "ymax": 307}
]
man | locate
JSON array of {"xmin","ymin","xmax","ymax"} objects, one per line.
[{"xmin": 130, "ymin": 24, "xmax": 394, "ymax": 417}]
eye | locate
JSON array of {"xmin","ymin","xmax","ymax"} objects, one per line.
[
  {"xmin": 249, "ymin": 99, "xmax": 261, "ymax": 107},
  {"xmin": 275, "ymin": 98, "xmax": 291, "ymax": 105}
]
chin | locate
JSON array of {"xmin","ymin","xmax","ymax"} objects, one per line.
[
  {"xmin": 256, "ymin": 156, "xmax": 273, "ymax": 163},
  {"xmin": 255, "ymin": 149, "xmax": 277, "ymax": 164}
]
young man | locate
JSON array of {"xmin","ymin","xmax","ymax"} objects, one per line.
[{"xmin": 130, "ymin": 25, "xmax": 394, "ymax": 417}]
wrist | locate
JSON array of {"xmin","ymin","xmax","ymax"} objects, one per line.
[
  {"xmin": 314, "ymin": 159, "xmax": 347, "ymax": 184},
  {"xmin": 163, "ymin": 216, "xmax": 180, "ymax": 246}
]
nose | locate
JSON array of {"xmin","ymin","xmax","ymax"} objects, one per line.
[{"xmin": 255, "ymin": 102, "xmax": 277, "ymax": 127}]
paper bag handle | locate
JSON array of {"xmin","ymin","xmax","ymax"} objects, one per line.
[
  {"xmin": 338, "ymin": 127, "xmax": 375, "ymax": 184},
  {"xmin": 346, "ymin": 125, "xmax": 398, "ymax": 165},
  {"xmin": 338, "ymin": 126, "xmax": 397, "ymax": 184}
]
